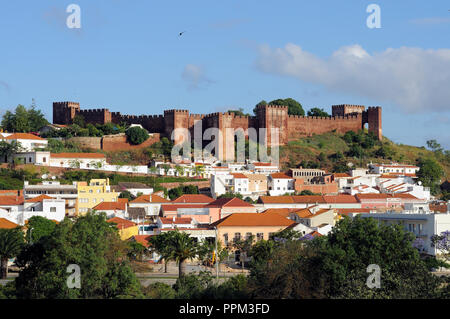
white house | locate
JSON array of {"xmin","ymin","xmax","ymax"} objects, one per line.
[
  {"xmin": 0, "ymin": 194, "xmax": 65, "ymax": 225},
  {"xmin": 48, "ymin": 152, "xmax": 107, "ymax": 168},
  {"xmin": 246, "ymin": 162, "xmax": 279, "ymax": 175},
  {"xmin": 368, "ymin": 163, "xmax": 420, "ymax": 177},
  {"xmin": 128, "ymin": 194, "xmax": 170, "ymax": 218},
  {"xmin": 359, "ymin": 203, "xmax": 450, "ymax": 256},
  {"xmin": 268, "ymin": 173, "xmax": 295, "ymax": 196},
  {"xmin": 0, "ymin": 132, "xmax": 48, "ymax": 152}
]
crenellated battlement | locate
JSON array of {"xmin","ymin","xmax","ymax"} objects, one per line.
[{"xmin": 52, "ymin": 100, "xmax": 382, "ymax": 143}]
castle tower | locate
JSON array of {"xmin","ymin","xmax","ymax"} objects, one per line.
[
  {"xmin": 366, "ymin": 106, "xmax": 382, "ymax": 140},
  {"xmin": 53, "ymin": 102, "xmax": 80, "ymax": 124},
  {"xmin": 256, "ymin": 104, "xmax": 288, "ymax": 147},
  {"xmin": 164, "ymin": 109, "xmax": 190, "ymax": 145}
]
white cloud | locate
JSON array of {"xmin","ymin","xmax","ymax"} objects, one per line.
[
  {"xmin": 256, "ymin": 43, "xmax": 450, "ymax": 113},
  {"xmin": 182, "ymin": 64, "xmax": 213, "ymax": 90}
]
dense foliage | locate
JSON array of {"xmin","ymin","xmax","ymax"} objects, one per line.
[
  {"xmin": 126, "ymin": 126, "xmax": 149, "ymax": 145},
  {"xmin": 1, "ymin": 104, "xmax": 48, "ymax": 133}
]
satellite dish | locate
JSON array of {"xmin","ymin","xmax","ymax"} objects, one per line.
[
  {"xmin": 418, "ymin": 181, "xmax": 422, "ymax": 186},
  {"xmin": 41, "ymin": 174, "xmax": 47, "ymax": 179},
  {"xmin": 347, "ymin": 162, "xmax": 354, "ymax": 168},
  {"xmin": 51, "ymin": 176, "xmax": 56, "ymax": 180}
]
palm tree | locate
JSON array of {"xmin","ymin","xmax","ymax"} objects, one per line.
[
  {"xmin": 170, "ymin": 231, "xmax": 198, "ymax": 278},
  {"xmin": 0, "ymin": 228, "xmax": 25, "ymax": 279},
  {"xmin": 193, "ymin": 164, "xmax": 204, "ymax": 178},
  {"xmin": 149, "ymin": 231, "xmax": 176, "ymax": 273}
]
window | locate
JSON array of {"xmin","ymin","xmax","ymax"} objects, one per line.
[
  {"xmin": 234, "ymin": 233, "xmax": 241, "ymax": 241},
  {"xmin": 245, "ymin": 232, "xmax": 252, "ymax": 240},
  {"xmin": 223, "ymin": 233, "xmax": 228, "ymax": 246},
  {"xmin": 43, "ymin": 157, "xmax": 46, "ymax": 162},
  {"xmin": 257, "ymin": 233, "xmax": 264, "ymax": 241},
  {"xmin": 50, "ymin": 207, "xmax": 56, "ymax": 212}
]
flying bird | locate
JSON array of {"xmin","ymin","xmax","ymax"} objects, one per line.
[{"xmin": 179, "ymin": 31, "xmax": 186, "ymax": 37}]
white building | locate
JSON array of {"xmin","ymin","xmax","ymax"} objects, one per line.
[
  {"xmin": 368, "ymin": 163, "xmax": 419, "ymax": 177},
  {"xmin": 247, "ymin": 162, "xmax": 279, "ymax": 175},
  {"xmin": 268, "ymin": 173, "xmax": 295, "ymax": 196},
  {"xmin": 0, "ymin": 194, "xmax": 65, "ymax": 225},
  {"xmin": 0, "ymin": 132, "xmax": 48, "ymax": 152},
  {"xmin": 48, "ymin": 152, "xmax": 107, "ymax": 168},
  {"xmin": 359, "ymin": 203, "xmax": 450, "ymax": 256}
]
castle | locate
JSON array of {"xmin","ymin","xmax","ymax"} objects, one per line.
[{"xmin": 53, "ymin": 101, "xmax": 382, "ymax": 159}]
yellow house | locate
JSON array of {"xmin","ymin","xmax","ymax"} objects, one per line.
[
  {"xmin": 107, "ymin": 217, "xmax": 139, "ymax": 240},
  {"xmin": 77, "ymin": 178, "xmax": 119, "ymax": 215}
]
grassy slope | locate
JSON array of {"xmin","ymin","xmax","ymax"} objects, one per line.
[{"xmin": 279, "ymin": 132, "xmax": 450, "ymax": 178}]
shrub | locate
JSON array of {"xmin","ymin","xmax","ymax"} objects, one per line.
[{"xmin": 126, "ymin": 127, "xmax": 149, "ymax": 145}]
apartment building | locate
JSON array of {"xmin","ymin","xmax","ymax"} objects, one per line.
[{"xmin": 77, "ymin": 178, "xmax": 119, "ymax": 215}]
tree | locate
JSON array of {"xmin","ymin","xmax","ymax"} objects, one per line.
[
  {"xmin": 375, "ymin": 144, "xmax": 396, "ymax": 159},
  {"xmin": 0, "ymin": 140, "xmax": 23, "ymax": 164},
  {"xmin": 72, "ymin": 115, "xmax": 85, "ymax": 128},
  {"xmin": 149, "ymin": 231, "xmax": 176, "ymax": 273},
  {"xmin": 233, "ymin": 235, "xmax": 254, "ymax": 272},
  {"xmin": 253, "ymin": 100, "xmax": 267, "ymax": 115},
  {"xmin": 1, "ymin": 104, "xmax": 48, "ymax": 132},
  {"xmin": 307, "ymin": 108, "xmax": 329, "ymax": 117},
  {"xmin": 269, "ymin": 98, "xmax": 305, "ymax": 116},
  {"xmin": 417, "ymin": 158, "xmax": 444, "ymax": 194},
  {"xmin": 119, "ymin": 190, "xmax": 136, "ymax": 201},
  {"xmin": 25, "ymin": 216, "xmax": 57, "ymax": 244},
  {"xmin": 14, "ymin": 213, "xmax": 143, "ymax": 298},
  {"xmin": 127, "ymin": 241, "xmax": 148, "ymax": 262},
  {"xmin": 126, "ymin": 127, "xmax": 149, "ymax": 145},
  {"xmin": 0, "ymin": 227, "xmax": 25, "ymax": 279},
  {"xmin": 170, "ymin": 231, "xmax": 199, "ymax": 278},
  {"xmin": 248, "ymin": 216, "xmax": 441, "ymax": 299},
  {"xmin": 426, "ymin": 140, "xmax": 443, "ymax": 153}
]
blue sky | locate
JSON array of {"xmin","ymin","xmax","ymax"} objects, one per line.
[{"xmin": 0, "ymin": 0, "xmax": 449, "ymax": 148}]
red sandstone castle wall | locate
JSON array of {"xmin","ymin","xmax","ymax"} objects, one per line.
[{"xmin": 287, "ymin": 114, "xmax": 363, "ymax": 140}]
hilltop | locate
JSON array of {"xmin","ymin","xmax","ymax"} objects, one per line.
[{"xmin": 279, "ymin": 131, "xmax": 450, "ymax": 180}]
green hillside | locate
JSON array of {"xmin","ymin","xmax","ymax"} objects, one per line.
[{"xmin": 279, "ymin": 131, "xmax": 450, "ymax": 198}]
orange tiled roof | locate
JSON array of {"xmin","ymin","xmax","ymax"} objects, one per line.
[
  {"xmin": 0, "ymin": 218, "xmax": 19, "ymax": 229},
  {"xmin": 231, "ymin": 173, "xmax": 248, "ymax": 179},
  {"xmin": 292, "ymin": 207, "xmax": 332, "ymax": 219},
  {"xmin": 292, "ymin": 195, "xmax": 326, "ymax": 204},
  {"xmin": 270, "ymin": 173, "xmax": 293, "ymax": 179},
  {"xmin": 214, "ymin": 213, "xmax": 295, "ymax": 227},
  {"xmin": 323, "ymin": 195, "xmax": 358, "ymax": 204},
  {"xmin": 207, "ymin": 197, "xmax": 254, "ymax": 208},
  {"xmin": 0, "ymin": 196, "xmax": 24, "ymax": 205},
  {"xmin": 259, "ymin": 196, "xmax": 295, "ymax": 204},
  {"xmin": 253, "ymin": 162, "xmax": 276, "ymax": 167},
  {"xmin": 3, "ymin": 133, "xmax": 45, "ymax": 140},
  {"xmin": 333, "ymin": 173, "xmax": 351, "ymax": 178},
  {"xmin": 132, "ymin": 235, "xmax": 153, "ymax": 247},
  {"xmin": 0, "ymin": 189, "xmax": 23, "ymax": 196},
  {"xmin": 25, "ymin": 194, "xmax": 53, "ymax": 202},
  {"xmin": 94, "ymin": 201, "xmax": 127, "ymax": 211},
  {"xmin": 263, "ymin": 208, "xmax": 303, "ymax": 218},
  {"xmin": 107, "ymin": 217, "xmax": 136, "ymax": 229},
  {"xmin": 172, "ymin": 194, "xmax": 214, "ymax": 204},
  {"xmin": 50, "ymin": 152, "xmax": 105, "ymax": 159},
  {"xmin": 130, "ymin": 194, "xmax": 170, "ymax": 204}
]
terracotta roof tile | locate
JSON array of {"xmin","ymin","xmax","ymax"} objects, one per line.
[
  {"xmin": 25, "ymin": 194, "xmax": 53, "ymax": 202},
  {"xmin": 172, "ymin": 194, "xmax": 214, "ymax": 204},
  {"xmin": 3, "ymin": 133, "xmax": 46, "ymax": 140},
  {"xmin": 131, "ymin": 194, "xmax": 170, "ymax": 204},
  {"xmin": 94, "ymin": 201, "xmax": 127, "ymax": 211},
  {"xmin": 107, "ymin": 217, "xmax": 136, "ymax": 229},
  {"xmin": 0, "ymin": 196, "xmax": 24, "ymax": 205},
  {"xmin": 0, "ymin": 218, "xmax": 20, "ymax": 229},
  {"xmin": 213, "ymin": 213, "xmax": 295, "ymax": 227},
  {"xmin": 207, "ymin": 197, "xmax": 254, "ymax": 208}
]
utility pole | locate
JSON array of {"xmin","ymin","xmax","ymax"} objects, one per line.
[{"xmin": 214, "ymin": 226, "xmax": 219, "ymax": 282}]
